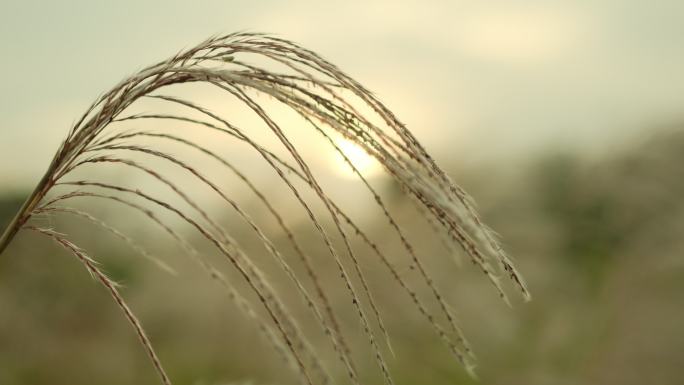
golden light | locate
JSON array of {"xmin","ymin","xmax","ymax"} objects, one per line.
[
  {"xmin": 330, "ymin": 138, "xmax": 382, "ymax": 179},
  {"xmin": 454, "ymin": 6, "xmax": 586, "ymax": 63}
]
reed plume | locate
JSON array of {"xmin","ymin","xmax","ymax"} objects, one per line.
[{"xmin": 0, "ymin": 32, "xmax": 529, "ymax": 385}]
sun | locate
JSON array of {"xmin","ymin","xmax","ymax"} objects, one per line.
[{"xmin": 330, "ymin": 138, "xmax": 382, "ymax": 179}]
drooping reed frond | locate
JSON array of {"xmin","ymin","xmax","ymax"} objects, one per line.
[{"xmin": 0, "ymin": 32, "xmax": 529, "ymax": 385}]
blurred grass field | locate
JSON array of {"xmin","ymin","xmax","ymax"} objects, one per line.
[
  {"xmin": 2, "ymin": 2, "xmax": 684, "ymax": 384},
  {"xmin": 1, "ymin": 126, "xmax": 682, "ymax": 385}
]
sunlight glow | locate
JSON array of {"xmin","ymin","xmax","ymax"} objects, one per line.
[
  {"xmin": 330, "ymin": 138, "xmax": 382, "ymax": 179},
  {"xmin": 454, "ymin": 6, "xmax": 586, "ymax": 63}
]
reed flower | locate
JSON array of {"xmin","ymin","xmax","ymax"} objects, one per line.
[{"xmin": 0, "ymin": 32, "xmax": 529, "ymax": 385}]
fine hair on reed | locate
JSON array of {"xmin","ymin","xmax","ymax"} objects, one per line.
[{"xmin": 0, "ymin": 32, "xmax": 530, "ymax": 385}]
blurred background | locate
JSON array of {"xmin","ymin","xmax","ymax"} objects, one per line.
[{"xmin": 1, "ymin": 1, "xmax": 683, "ymax": 384}]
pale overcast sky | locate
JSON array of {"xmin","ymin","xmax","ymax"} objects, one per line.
[{"xmin": 2, "ymin": 1, "xmax": 684, "ymax": 189}]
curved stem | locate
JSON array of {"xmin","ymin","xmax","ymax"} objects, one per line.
[{"xmin": 0, "ymin": 162, "xmax": 57, "ymax": 257}]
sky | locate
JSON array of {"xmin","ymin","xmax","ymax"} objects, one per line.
[{"xmin": 1, "ymin": 1, "xmax": 684, "ymax": 189}]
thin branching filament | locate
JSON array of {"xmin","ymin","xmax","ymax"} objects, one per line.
[{"xmin": 0, "ymin": 32, "xmax": 528, "ymax": 385}]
